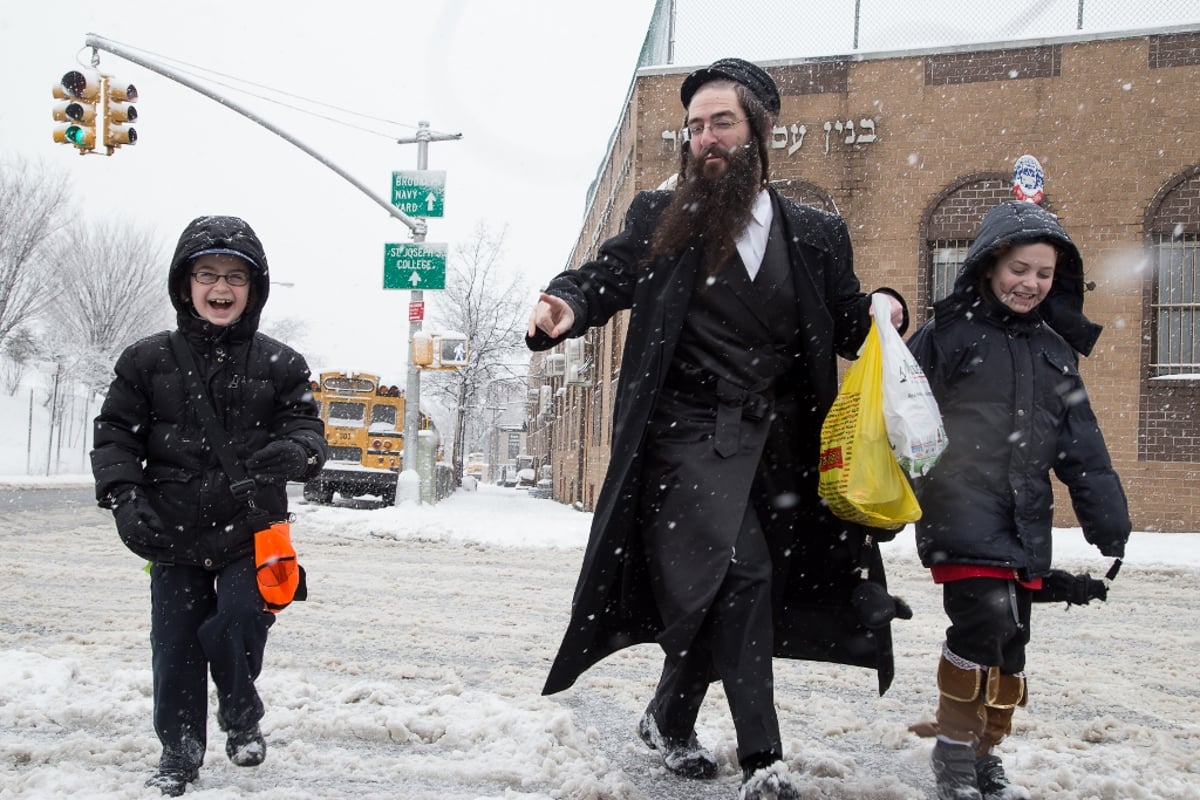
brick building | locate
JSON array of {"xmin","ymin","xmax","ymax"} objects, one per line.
[{"xmin": 526, "ymin": 27, "xmax": 1200, "ymax": 533}]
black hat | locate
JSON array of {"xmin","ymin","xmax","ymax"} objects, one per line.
[{"xmin": 680, "ymin": 57, "xmax": 781, "ymax": 117}]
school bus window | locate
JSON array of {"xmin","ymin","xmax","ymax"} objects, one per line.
[
  {"xmin": 325, "ymin": 376, "xmax": 375, "ymax": 393},
  {"xmin": 329, "ymin": 401, "xmax": 366, "ymax": 427},
  {"xmin": 370, "ymin": 404, "xmax": 398, "ymax": 432},
  {"xmin": 329, "ymin": 446, "xmax": 362, "ymax": 462}
]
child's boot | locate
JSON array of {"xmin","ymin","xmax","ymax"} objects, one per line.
[
  {"xmin": 975, "ymin": 670, "xmax": 1030, "ymax": 800},
  {"xmin": 932, "ymin": 740, "xmax": 982, "ymax": 800},
  {"xmin": 930, "ymin": 650, "xmax": 987, "ymax": 800}
]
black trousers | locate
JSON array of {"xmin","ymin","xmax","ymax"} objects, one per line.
[
  {"xmin": 649, "ymin": 502, "xmax": 781, "ymax": 764},
  {"xmin": 942, "ymin": 577, "xmax": 1032, "ymax": 674},
  {"xmin": 149, "ymin": 556, "xmax": 274, "ymax": 770}
]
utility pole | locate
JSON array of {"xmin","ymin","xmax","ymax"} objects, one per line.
[{"xmin": 395, "ymin": 121, "xmax": 461, "ymax": 502}]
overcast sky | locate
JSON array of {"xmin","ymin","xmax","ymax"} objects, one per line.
[
  {"xmin": 4, "ymin": 1, "xmax": 1189, "ymax": 378},
  {"xmin": 0, "ymin": 1, "xmax": 658, "ymax": 373}
]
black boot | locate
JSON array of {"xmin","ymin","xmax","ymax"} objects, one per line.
[
  {"xmin": 931, "ymin": 740, "xmax": 983, "ymax": 800},
  {"xmin": 636, "ymin": 709, "xmax": 718, "ymax": 779},
  {"xmin": 976, "ymin": 753, "xmax": 1030, "ymax": 800},
  {"xmin": 145, "ymin": 767, "xmax": 198, "ymax": 797},
  {"xmin": 225, "ymin": 724, "xmax": 267, "ymax": 767}
]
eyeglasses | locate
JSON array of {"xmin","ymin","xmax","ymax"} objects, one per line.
[
  {"xmin": 682, "ymin": 117, "xmax": 746, "ymax": 141},
  {"xmin": 191, "ymin": 271, "xmax": 250, "ymax": 287}
]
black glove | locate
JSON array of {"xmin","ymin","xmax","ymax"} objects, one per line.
[
  {"xmin": 111, "ymin": 487, "xmax": 169, "ymax": 560},
  {"xmin": 1034, "ymin": 570, "xmax": 1108, "ymax": 606},
  {"xmin": 245, "ymin": 439, "xmax": 309, "ymax": 484},
  {"xmin": 851, "ymin": 580, "xmax": 914, "ymax": 629}
]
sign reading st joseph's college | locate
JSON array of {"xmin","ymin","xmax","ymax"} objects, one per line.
[{"xmin": 383, "ymin": 242, "xmax": 447, "ymax": 290}]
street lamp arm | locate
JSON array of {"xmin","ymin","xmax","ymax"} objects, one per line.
[{"xmin": 82, "ymin": 33, "xmax": 424, "ymax": 236}]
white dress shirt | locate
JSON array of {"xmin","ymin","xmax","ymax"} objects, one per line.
[{"xmin": 734, "ymin": 189, "xmax": 774, "ymax": 281}]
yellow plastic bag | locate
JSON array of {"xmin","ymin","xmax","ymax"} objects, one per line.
[{"xmin": 818, "ymin": 318, "xmax": 922, "ymax": 528}]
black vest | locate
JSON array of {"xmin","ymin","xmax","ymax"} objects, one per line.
[{"xmin": 670, "ymin": 208, "xmax": 800, "ymax": 391}]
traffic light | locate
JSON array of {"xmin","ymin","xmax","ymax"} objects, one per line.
[
  {"xmin": 104, "ymin": 77, "xmax": 138, "ymax": 147},
  {"xmin": 52, "ymin": 69, "xmax": 100, "ymax": 152}
]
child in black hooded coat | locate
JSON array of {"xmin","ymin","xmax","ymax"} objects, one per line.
[
  {"xmin": 92, "ymin": 215, "xmax": 326, "ymax": 796},
  {"xmin": 905, "ymin": 201, "xmax": 1130, "ymax": 800}
]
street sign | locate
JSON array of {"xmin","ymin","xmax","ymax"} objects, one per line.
[
  {"xmin": 391, "ymin": 170, "xmax": 446, "ymax": 218},
  {"xmin": 383, "ymin": 242, "xmax": 447, "ymax": 290},
  {"xmin": 409, "ymin": 301, "xmax": 425, "ymax": 321}
]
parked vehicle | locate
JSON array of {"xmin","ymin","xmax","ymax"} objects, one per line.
[
  {"xmin": 498, "ymin": 463, "xmax": 518, "ymax": 487},
  {"xmin": 302, "ymin": 370, "xmax": 433, "ymax": 505}
]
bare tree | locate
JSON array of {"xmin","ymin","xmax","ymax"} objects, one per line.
[
  {"xmin": 260, "ymin": 316, "xmax": 311, "ymax": 353},
  {"xmin": 0, "ymin": 327, "xmax": 42, "ymax": 395},
  {"xmin": 0, "ymin": 157, "xmax": 72, "ymax": 349},
  {"xmin": 45, "ymin": 218, "xmax": 171, "ymax": 394},
  {"xmin": 427, "ymin": 222, "xmax": 531, "ymax": 479}
]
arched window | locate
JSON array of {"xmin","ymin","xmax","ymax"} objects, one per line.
[
  {"xmin": 1139, "ymin": 167, "xmax": 1200, "ymax": 464},
  {"xmin": 1145, "ymin": 167, "xmax": 1200, "ymax": 378}
]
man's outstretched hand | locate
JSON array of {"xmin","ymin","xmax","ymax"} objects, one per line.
[{"xmin": 528, "ymin": 292, "xmax": 575, "ymax": 339}]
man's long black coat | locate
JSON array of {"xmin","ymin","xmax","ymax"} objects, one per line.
[{"xmin": 528, "ymin": 188, "xmax": 904, "ymax": 696}]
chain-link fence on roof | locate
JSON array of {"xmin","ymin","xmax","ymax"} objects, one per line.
[{"xmin": 638, "ymin": 0, "xmax": 1200, "ymax": 68}]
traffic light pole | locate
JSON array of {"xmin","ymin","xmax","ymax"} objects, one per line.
[
  {"xmin": 82, "ymin": 33, "xmax": 425, "ymax": 236},
  {"xmin": 81, "ymin": 33, "xmax": 464, "ymax": 503}
]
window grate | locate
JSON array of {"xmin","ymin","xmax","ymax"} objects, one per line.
[
  {"xmin": 1151, "ymin": 236, "xmax": 1200, "ymax": 377},
  {"xmin": 928, "ymin": 240, "xmax": 972, "ymax": 307}
]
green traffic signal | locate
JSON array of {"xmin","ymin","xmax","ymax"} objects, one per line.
[
  {"xmin": 52, "ymin": 68, "xmax": 137, "ymax": 152},
  {"xmin": 52, "ymin": 68, "xmax": 99, "ymax": 151}
]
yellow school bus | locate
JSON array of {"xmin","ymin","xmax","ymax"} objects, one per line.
[
  {"xmin": 464, "ymin": 452, "xmax": 486, "ymax": 481},
  {"xmin": 303, "ymin": 370, "xmax": 421, "ymax": 505}
]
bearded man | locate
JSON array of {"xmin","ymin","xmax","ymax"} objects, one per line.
[{"xmin": 527, "ymin": 57, "xmax": 909, "ymax": 800}]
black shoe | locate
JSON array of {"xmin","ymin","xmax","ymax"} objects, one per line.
[
  {"xmin": 225, "ymin": 724, "xmax": 267, "ymax": 767},
  {"xmin": 636, "ymin": 709, "xmax": 718, "ymax": 779},
  {"xmin": 931, "ymin": 741, "xmax": 983, "ymax": 800},
  {"xmin": 145, "ymin": 767, "xmax": 198, "ymax": 797},
  {"xmin": 976, "ymin": 753, "xmax": 1030, "ymax": 800},
  {"xmin": 738, "ymin": 761, "xmax": 801, "ymax": 800}
]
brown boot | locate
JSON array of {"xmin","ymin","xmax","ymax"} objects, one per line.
[
  {"xmin": 975, "ymin": 670, "xmax": 1029, "ymax": 800},
  {"xmin": 934, "ymin": 652, "xmax": 986, "ymax": 744},
  {"xmin": 914, "ymin": 651, "xmax": 987, "ymax": 800}
]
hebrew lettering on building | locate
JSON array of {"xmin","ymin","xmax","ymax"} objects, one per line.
[{"xmin": 662, "ymin": 118, "xmax": 879, "ymax": 156}]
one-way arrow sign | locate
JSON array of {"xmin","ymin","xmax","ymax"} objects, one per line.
[
  {"xmin": 391, "ymin": 170, "xmax": 446, "ymax": 218},
  {"xmin": 383, "ymin": 242, "xmax": 447, "ymax": 290}
]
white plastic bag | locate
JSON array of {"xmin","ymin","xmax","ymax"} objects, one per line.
[{"xmin": 872, "ymin": 294, "xmax": 948, "ymax": 477}]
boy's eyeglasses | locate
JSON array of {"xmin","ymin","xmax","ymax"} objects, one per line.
[
  {"xmin": 191, "ymin": 271, "xmax": 250, "ymax": 287},
  {"xmin": 681, "ymin": 117, "xmax": 746, "ymax": 142}
]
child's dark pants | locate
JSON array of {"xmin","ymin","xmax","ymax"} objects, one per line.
[{"xmin": 149, "ymin": 556, "xmax": 273, "ymax": 770}]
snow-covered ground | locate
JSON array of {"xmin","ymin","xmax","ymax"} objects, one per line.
[
  {"xmin": 2, "ymin": 376, "xmax": 1198, "ymax": 798},
  {"xmin": 1, "ymin": 478, "xmax": 1198, "ymax": 799}
]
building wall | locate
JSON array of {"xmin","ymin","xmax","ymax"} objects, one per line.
[{"xmin": 528, "ymin": 28, "xmax": 1200, "ymax": 532}]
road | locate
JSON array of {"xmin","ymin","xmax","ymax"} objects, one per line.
[{"xmin": 1, "ymin": 485, "xmax": 1197, "ymax": 799}]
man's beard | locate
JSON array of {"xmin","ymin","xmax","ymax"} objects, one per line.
[{"xmin": 650, "ymin": 141, "xmax": 763, "ymax": 274}]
